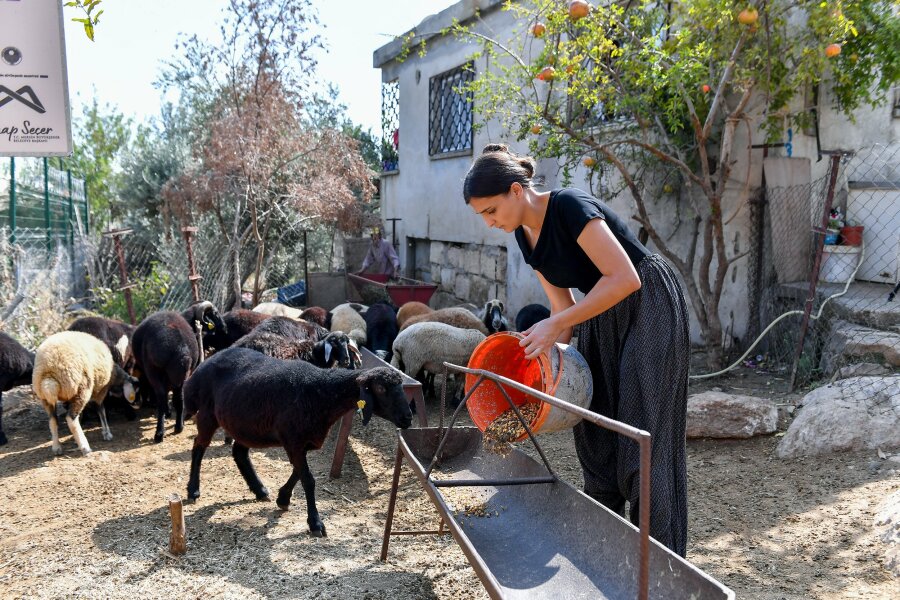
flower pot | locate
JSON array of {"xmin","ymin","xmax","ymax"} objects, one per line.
[{"xmin": 840, "ymin": 225, "xmax": 864, "ymax": 246}]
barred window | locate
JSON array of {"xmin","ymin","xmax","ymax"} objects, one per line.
[
  {"xmin": 381, "ymin": 80, "xmax": 400, "ymax": 172},
  {"xmin": 429, "ymin": 63, "xmax": 474, "ymax": 156}
]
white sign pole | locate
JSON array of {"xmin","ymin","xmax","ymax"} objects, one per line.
[{"xmin": 0, "ymin": 0, "xmax": 73, "ymax": 157}]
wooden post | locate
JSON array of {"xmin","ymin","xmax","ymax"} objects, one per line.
[
  {"xmin": 181, "ymin": 227, "xmax": 202, "ymax": 303},
  {"xmin": 168, "ymin": 493, "xmax": 187, "ymax": 555},
  {"xmin": 103, "ymin": 228, "xmax": 136, "ymax": 325}
]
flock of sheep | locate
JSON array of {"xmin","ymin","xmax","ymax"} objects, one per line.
[{"xmin": 0, "ymin": 296, "xmax": 550, "ymax": 537}]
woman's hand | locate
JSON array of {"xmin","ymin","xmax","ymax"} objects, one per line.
[{"xmin": 520, "ymin": 317, "xmax": 564, "ymax": 360}]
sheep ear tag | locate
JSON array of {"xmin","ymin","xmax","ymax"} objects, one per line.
[
  {"xmin": 207, "ymin": 321, "xmax": 215, "ymax": 330},
  {"xmin": 325, "ymin": 342, "xmax": 333, "ymax": 363},
  {"xmin": 356, "ymin": 399, "xmax": 366, "ymax": 416}
]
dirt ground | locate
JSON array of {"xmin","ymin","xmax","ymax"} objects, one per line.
[{"xmin": 0, "ymin": 368, "xmax": 897, "ymax": 599}]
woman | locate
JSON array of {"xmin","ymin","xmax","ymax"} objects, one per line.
[{"xmin": 463, "ymin": 144, "xmax": 690, "ymax": 557}]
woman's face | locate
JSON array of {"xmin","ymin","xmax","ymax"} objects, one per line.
[{"xmin": 468, "ymin": 184, "xmax": 524, "ymax": 233}]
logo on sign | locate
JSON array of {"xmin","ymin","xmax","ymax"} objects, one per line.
[{"xmin": 0, "ymin": 85, "xmax": 46, "ymax": 113}]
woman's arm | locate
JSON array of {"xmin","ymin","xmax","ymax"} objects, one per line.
[
  {"xmin": 534, "ymin": 271, "xmax": 575, "ymax": 344},
  {"xmin": 520, "ymin": 218, "xmax": 641, "ymax": 359}
]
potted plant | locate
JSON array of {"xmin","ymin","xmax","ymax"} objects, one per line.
[{"xmin": 840, "ymin": 219, "xmax": 864, "ymax": 246}]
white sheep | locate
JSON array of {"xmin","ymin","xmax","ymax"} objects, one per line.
[
  {"xmin": 252, "ymin": 302, "xmax": 304, "ymax": 319},
  {"xmin": 390, "ymin": 322, "xmax": 486, "ymax": 397},
  {"xmin": 32, "ymin": 331, "xmax": 137, "ymax": 456},
  {"xmin": 330, "ymin": 303, "xmax": 368, "ymax": 347}
]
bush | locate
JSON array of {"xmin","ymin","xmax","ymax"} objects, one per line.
[{"xmin": 92, "ymin": 261, "xmax": 170, "ymax": 322}]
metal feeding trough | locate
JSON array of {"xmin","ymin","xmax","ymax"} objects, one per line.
[
  {"xmin": 347, "ymin": 272, "xmax": 438, "ymax": 306},
  {"xmin": 380, "ymin": 363, "xmax": 734, "ymax": 600}
]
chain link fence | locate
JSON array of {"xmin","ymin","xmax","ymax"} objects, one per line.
[{"xmin": 749, "ymin": 143, "xmax": 899, "ymax": 407}]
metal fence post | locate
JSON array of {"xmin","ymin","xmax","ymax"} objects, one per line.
[
  {"xmin": 182, "ymin": 226, "xmax": 202, "ymax": 303},
  {"xmin": 66, "ymin": 169, "xmax": 75, "ymax": 246},
  {"xmin": 104, "ymin": 228, "xmax": 137, "ymax": 325},
  {"xmin": 789, "ymin": 152, "xmax": 843, "ymax": 390},
  {"xmin": 82, "ymin": 179, "xmax": 89, "ymax": 233},
  {"xmin": 8, "ymin": 157, "xmax": 16, "ymax": 244},
  {"xmin": 43, "ymin": 157, "xmax": 52, "ymax": 250}
]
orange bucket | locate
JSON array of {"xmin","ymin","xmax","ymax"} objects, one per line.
[{"xmin": 465, "ymin": 332, "xmax": 593, "ymax": 441}]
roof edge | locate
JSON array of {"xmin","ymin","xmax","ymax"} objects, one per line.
[{"xmin": 373, "ymin": 0, "xmax": 507, "ymax": 69}]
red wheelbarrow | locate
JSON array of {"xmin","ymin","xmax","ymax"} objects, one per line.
[{"xmin": 347, "ymin": 272, "xmax": 438, "ymax": 306}]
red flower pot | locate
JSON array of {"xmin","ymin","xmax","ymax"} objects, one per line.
[{"xmin": 840, "ymin": 225, "xmax": 864, "ymax": 246}]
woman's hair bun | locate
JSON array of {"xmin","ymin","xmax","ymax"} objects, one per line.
[
  {"xmin": 482, "ymin": 143, "xmax": 510, "ymax": 154},
  {"xmin": 517, "ymin": 156, "xmax": 536, "ymax": 178}
]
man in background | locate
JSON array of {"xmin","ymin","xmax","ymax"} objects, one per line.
[{"xmin": 357, "ymin": 228, "xmax": 400, "ymax": 278}]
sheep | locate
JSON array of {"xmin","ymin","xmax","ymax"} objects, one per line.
[
  {"xmin": 251, "ymin": 315, "xmax": 328, "ymax": 342},
  {"xmin": 299, "ymin": 306, "xmax": 332, "ymax": 330},
  {"xmin": 478, "ymin": 299, "xmax": 510, "ymax": 334},
  {"xmin": 67, "ymin": 316, "xmax": 143, "ymax": 420},
  {"xmin": 181, "ymin": 301, "xmax": 228, "ymax": 355},
  {"xmin": 330, "ymin": 303, "xmax": 367, "ymax": 347},
  {"xmin": 515, "ymin": 303, "xmax": 551, "ymax": 332},
  {"xmin": 183, "ymin": 347, "xmax": 412, "ymax": 536},
  {"xmin": 455, "ymin": 303, "xmax": 481, "ymax": 316},
  {"xmin": 391, "ymin": 321, "xmax": 486, "ymax": 398},
  {"xmin": 67, "ymin": 316, "xmax": 135, "ymax": 369},
  {"xmin": 397, "ymin": 301, "xmax": 432, "ymax": 328},
  {"xmin": 400, "ymin": 306, "xmax": 490, "ymax": 336},
  {"xmin": 132, "ymin": 301, "xmax": 225, "ymax": 444},
  {"xmin": 363, "ymin": 301, "xmax": 399, "ymax": 361},
  {"xmin": 0, "ymin": 332, "xmax": 34, "ymax": 446},
  {"xmin": 204, "ymin": 309, "xmax": 270, "ymax": 352},
  {"xmin": 32, "ymin": 331, "xmax": 138, "ymax": 456},
  {"xmin": 234, "ymin": 329, "xmax": 360, "ymax": 369},
  {"xmin": 252, "ymin": 302, "xmax": 303, "ymax": 319}
]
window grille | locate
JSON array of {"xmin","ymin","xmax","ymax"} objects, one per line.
[
  {"xmin": 381, "ymin": 80, "xmax": 399, "ymax": 172},
  {"xmin": 428, "ymin": 63, "xmax": 474, "ymax": 156}
]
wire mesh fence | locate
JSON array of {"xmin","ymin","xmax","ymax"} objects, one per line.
[{"xmin": 752, "ymin": 143, "xmax": 900, "ymax": 409}]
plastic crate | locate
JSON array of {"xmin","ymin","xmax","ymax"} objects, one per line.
[{"xmin": 276, "ymin": 280, "xmax": 307, "ymax": 307}]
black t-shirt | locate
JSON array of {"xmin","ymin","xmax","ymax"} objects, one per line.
[{"xmin": 514, "ymin": 188, "xmax": 650, "ymax": 294}]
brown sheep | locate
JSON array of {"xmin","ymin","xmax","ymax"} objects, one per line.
[
  {"xmin": 399, "ymin": 307, "xmax": 489, "ymax": 335},
  {"xmin": 396, "ymin": 301, "xmax": 433, "ymax": 328}
]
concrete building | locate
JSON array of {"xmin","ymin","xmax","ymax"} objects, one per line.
[{"xmin": 373, "ymin": 0, "xmax": 900, "ymax": 345}]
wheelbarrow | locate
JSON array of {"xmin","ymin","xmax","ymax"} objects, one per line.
[
  {"xmin": 380, "ymin": 363, "xmax": 734, "ymax": 600},
  {"xmin": 347, "ymin": 272, "xmax": 438, "ymax": 306}
]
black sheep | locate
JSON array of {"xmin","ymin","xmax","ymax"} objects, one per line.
[
  {"xmin": 184, "ymin": 347, "xmax": 412, "ymax": 536},
  {"xmin": 480, "ymin": 299, "xmax": 510, "ymax": 334},
  {"xmin": 234, "ymin": 329, "xmax": 360, "ymax": 369},
  {"xmin": 363, "ymin": 301, "xmax": 399, "ymax": 361},
  {"xmin": 299, "ymin": 306, "xmax": 332, "ymax": 330},
  {"xmin": 68, "ymin": 316, "xmax": 141, "ymax": 420},
  {"xmin": 515, "ymin": 303, "xmax": 551, "ymax": 332},
  {"xmin": 251, "ymin": 315, "xmax": 328, "ymax": 342},
  {"xmin": 132, "ymin": 301, "xmax": 225, "ymax": 443},
  {"xmin": 0, "ymin": 332, "xmax": 34, "ymax": 446},
  {"xmin": 180, "ymin": 301, "xmax": 228, "ymax": 353},
  {"xmin": 204, "ymin": 309, "xmax": 270, "ymax": 352}
]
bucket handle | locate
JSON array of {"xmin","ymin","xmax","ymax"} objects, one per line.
[{"xmin": 540, "ymin": 344, "xmax": 565, "ymax": 397}]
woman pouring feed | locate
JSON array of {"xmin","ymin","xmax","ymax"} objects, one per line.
[{"xmin": 463, "ymin": 143, "xmax": 690, "ymax": 556}]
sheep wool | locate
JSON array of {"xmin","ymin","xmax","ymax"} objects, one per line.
[
  {"xmin": 400, "ymin": 306, "xmax": 489, "ymax": 336},
  {"xmin": 396, "ymin": 301, "xmax": 432, "ymax": 328}
]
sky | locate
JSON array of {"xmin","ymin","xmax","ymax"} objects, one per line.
[{"xmin": 62, "ymin": 0, "xmax": 454, "ymax": 136}]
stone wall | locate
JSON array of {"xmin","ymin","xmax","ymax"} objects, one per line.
[{"xmin": 427, "ymin": 240, "xmax": 507, "ymax": 308}]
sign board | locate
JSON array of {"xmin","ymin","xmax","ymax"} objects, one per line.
[{"xmin": 0, "ymin": 0, "xmax": 73, "ymax": 156}]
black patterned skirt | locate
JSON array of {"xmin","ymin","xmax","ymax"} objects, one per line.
[{"xmin": 573, "ymin": 253, "xmax": 690, "ymax": 557}]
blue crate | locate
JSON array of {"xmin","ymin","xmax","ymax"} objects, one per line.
[{"xmin": 276, "ymin": 280, "xmax": 307, "ymax": 307}]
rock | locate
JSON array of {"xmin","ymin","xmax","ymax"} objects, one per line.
[
  {"xmin": 686, "ymin": 391, "xmax": 778, "ymax": 439},
  {"xmin": 875, "ymin": 491, "xmax": 900, "ymax": 579},
  {"xmin": 836, "ymin": 362, "xmax": 890, "ymax": 379},
  {"xmin": 820, "ymin": 320, "xmax": 900, "ymax": 375},
  {"xmin": 776, "ymin": 376, "xmax": 900, "ymax": 458}
]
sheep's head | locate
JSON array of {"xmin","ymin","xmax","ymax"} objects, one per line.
[
  {"xmin": 484, "ymin": 299, "xmax": 506, "ymax": 333},
  {"xmin": 356, "ymin": 367, "xmax": 411, "ymax": 429},
  {"xmin": 183, "ymin": 301, "xmax": 227, "ymax": 342},
  {"xmin": 315, "ymin": 331, "xmax": 357, "ymax": 369},
  {"xmin": 110, "ymin": 364, "xmax": 141, "ymax": 409}
]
